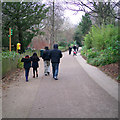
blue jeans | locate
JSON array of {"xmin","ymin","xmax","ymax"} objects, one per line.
[
  {"xmin": 25, "ymin": 68, "xmax": 30, "ymax": 81},
  {"xmin": 52, "ymin": 63, "xmax": 59, "ymax": 78}
]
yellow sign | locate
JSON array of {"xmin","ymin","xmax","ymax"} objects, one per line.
[{"xmin": 17, "ymin": 43, "xmax": 21, "ymax": 50}]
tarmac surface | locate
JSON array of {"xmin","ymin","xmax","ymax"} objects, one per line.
[{"xmin": 2, "ymin": 51, "xmax": 118, "ymax": 118}]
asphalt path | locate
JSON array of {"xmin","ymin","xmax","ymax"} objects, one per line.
[{"xmin": 2, "ymin": 51, "xmax": 118, "ymax": 118}]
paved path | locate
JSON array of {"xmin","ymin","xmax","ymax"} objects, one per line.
[{"xmin": 2, "ymin": 51, "xmax": 118, "ymax": 118}]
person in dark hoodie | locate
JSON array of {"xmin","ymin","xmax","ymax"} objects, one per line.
[
  {"xmin": 30, "ymin": 52, "xmax": 40, "ymax": 78},
  {"xmin": 21, "ymin": 55, "xmax": 31, "ymax": 82},
  {"xmin": 69, "ymin": 46, "xmax": 72, "ymax": 55},
  {"xmin": 42, "ymin": 46, "xmax": 50, "ymax": 76},
  {"xmin": 49, "ymin": 44, "xmax": 62, "ymax": 80}
]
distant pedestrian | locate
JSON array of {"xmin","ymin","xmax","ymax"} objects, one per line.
[
  {"xmin": 42, "ymin": 46, "xmax": 50, "ymax": 76},
  {"xmin": 73, "ymin": 45, "xmax": 77, "ymax": 56},
  {"xmin": 69, "ymin": 46, "xmax": 72, "ymax": 55},
  {"xmin": 50, "ymin": 44, "xmax": 62, "ymax": 80},
  {"xmin": 76, "ymin": 45, "xmax": 79, "ymax": 51},
  {"xmin": 21, "ymin": 55, "xmax": 31, "ymax": 82},
  {"xmin": 73, "ymin": 45, "xmax": 77, "ymax": 51},
  {"xmin": 31, "ymin": 53, "xmax": 40, "ymax": 78}
]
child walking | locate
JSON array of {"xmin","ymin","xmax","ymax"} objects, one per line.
[
  {"xmin": 30, "ymin": 52, "xmax": 40, "ymax": 78},
  {"xmin": 21, "ymin": 55, "xmax": 31, "ymax": 82}
]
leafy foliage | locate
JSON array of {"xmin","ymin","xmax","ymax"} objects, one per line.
[
  {"xmin": 74, "ymin": 13, "xmax": 92, "ymax": 46},
  {"xmin": 81, "ymin": 24, "xmax": 119, "ymax": 66},
  {"xmin": 2, "ymin": 2, "xmax": 49, "ymax": 52},
  {"xmin": 58, "ymin": 40, "xmax": 68, "ymax": 47}
]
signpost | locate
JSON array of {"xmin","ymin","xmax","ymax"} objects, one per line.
[
  {"xmin": 9, "ymin": 28, "xmax": 11, "ymax": 51},
  {"xmin": 9, "ymin": 27, "xmax": 13, "ymax": 52}
]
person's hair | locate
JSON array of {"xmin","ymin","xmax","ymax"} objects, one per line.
[
  {"xmin": 45, "ymin": 46, "xmax": 49, "ymax": 50},
  {"xmin": 32, "ymin": 52, "xmax": 38, "ymax": 61},
  {"xmin": 25, "ymin": 55, "xmax": 29, "ymax": 58},
  {"xmin": 53, "ymin": 44, "xmax": 58, "ymax": 49}
]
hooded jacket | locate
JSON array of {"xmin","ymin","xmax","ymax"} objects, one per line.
[
  {"xmin": 21, "ymin": 57, "xmax": 31, "ymax": 69},
  {"xmin": 49, "ymin": 44, "xmax": 62, "ymax": 63},
  {"xmin": 42, "ymin": 47, "xmax": 50, "ymax": 61}
]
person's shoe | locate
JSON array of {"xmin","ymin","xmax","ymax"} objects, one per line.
[
  {"xmin": 47, "ymin": 72, "xmax": 50, "ymax": 75},
  {"xmin": 33, "ymin": 75, "xmax": 35, "ymax": 78},
  {"xmin": 36, "ymin": 74, "xmax": 38, "ymax": 77},
  {"xmin": 45, "ymin": 73, "xmax": 48, "ymax": 76},
  {"xmin": 54, "ymin": 77, "xmax": 58, "ymax": 80},
  {"xmin": 26, "ymin": 80, "xmax": 28, "ymax": 82}
]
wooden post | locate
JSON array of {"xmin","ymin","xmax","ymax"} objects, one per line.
[{"xmin": 9, "ymin": 28, "xmax": 11, "ymax": 51}]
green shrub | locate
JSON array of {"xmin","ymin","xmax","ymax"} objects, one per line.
[
  {"xmin": 84, "ymin": 24, "xmax": 119, "ymax": 51},
  {"xmin": 17, "ymin": 58, "xmax": 24, "ymax": 69},
  {"xmin": 87, "ymin": 51, "xmax": 117, "ymax": 66},
  {"xmin": 87, "ymin": 51, "xmax": 100, "ymax": 59},
  {"xmin": 81, "ymin": 46, "xmax": 88, "ymax": 57},
  {"xmin": 58, "ymin": 41, "xmax": 67, "ymax": 47},
  {"xmin": 2, "ymin": 51, "xmax": 19, "ymax": 59},
  {"xmin": 84, "ymin": 32, "xmax": 92, "ymax": 49},
  {"xmin": 81, "ymin": 24, "xmax": 119, "ymax": 66},
  {"xmin": 58, "ymin": 46, "xmax": 68, "ymax": 52}
]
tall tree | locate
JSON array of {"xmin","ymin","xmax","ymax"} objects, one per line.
[
  {"xmin": 2, "ymin": 2, "xmax": 49, "ymax": 51},
  {"xmin": 74, "ymin": 13, "xmax": 92, "ymax": 46},
  {"xmin": 65, "ymin": 0, "xmax": 119, "ymax": 25}
]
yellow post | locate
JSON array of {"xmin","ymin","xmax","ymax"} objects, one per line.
[{"xmin": 9, "ymin": 28, "xmax": 11, "ymax": 51}]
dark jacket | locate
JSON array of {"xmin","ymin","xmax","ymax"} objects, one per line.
[
  {"xmin": 50, "ymin": 44, "xmax": 62, "ymax": 63},
  {"xmin": 30, "ymin": 56, "xmax": 40, "ymax": 68},
  {"xmin": 69, "ymin": 46, "xmax": 72, "ymax": 51},
  {"xmin": 21, "ymin": 58, "xmax": 31, "ymax": 69},
  {"xmin": 73, "ymin": 46, "xmax": 77, "ymax": 51},
  {"xmin": 42, "ymin": 50, "xmax": 50, "ymax": 61}
]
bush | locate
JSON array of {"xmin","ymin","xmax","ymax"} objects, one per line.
[
  {"xmin": 58, "ymin": 41, "xmax": 67, "ymax": 47},
  {"xmin": 87, "ymin": 51, "xmax": 100, "ymax": 59},
  {"xmin": 87, "ymin": 50, "xmax": 117, "ymax": 66},
  {"xmin": 58, "ymin": 46, "xmax": 68, "ymax": 52},
  {"xmin": 2, "ymin": 51, "xmax": 21, "ymax": 77},
  {"xmin": 17, "ymin": 58, "xmax": 24, "ymax": 69},
  {"xmin": 84, "ymin": 32, "xmax": 92, "ymax": 49},
  {"xmin": 81, "ymin": 46, "xmax": 88, "ymax": 57},
  {"xmin": 2, "ymin": 51, "xmax": 19, "ymax": 59},
  {"xmin": 81, "ymin": 24, "xmax": 119, "ymax": 67},
  {"xmin": 84, "ymin": 24, "xmax": 119, "ymax": 51}
]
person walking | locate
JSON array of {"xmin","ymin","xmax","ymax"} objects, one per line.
[
  {"xmin": 21, "ymin": 55, "xmax": 31, "ymax": 82},
  {"xmin": 73, "ymin": 45, "xmax": 77, "ymax": 51},
  {"xmin": 42, "ymin": 46, "xmax": 50, "ymax": 76},
  {"xmin": 73, "ymin": 45, "xmax": 77, "ymax": 56},
  {"xmin": 76, "ymin": 45, "xmax": 79, "ymax": 51},
  {"xmin": 30, "ymin": 52, "xmax": 40, "ymax": 78},
  {"xmin": 49, "ymin": 44, "xmax": 62, "ymax": 80},
  {"xmin": 69, "ymin": 46, "xmax": 72, "ymax": 55}
]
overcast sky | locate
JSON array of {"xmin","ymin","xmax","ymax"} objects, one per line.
[
  {"xmin": 42, "ymin": 0, "xmax": 85, "ymax": 25},
  {"xmin": 64, "ymin": 9, "xmax": 85, "ymax": 25}
]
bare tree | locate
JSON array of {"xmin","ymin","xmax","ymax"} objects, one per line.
[
  {"xmin": 40, "ymin": 0, "xmax": 65, "ymax": 48},
  {"xmin": 64, "ymin": 0, "xmax": 120, "ymax": 25}
]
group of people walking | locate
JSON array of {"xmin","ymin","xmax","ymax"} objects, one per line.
[
  {"xmin": 21, "ymin": 44, "xmax": 62, "ymax": 82},
  {"xmin": 69, "ymin": 45, "xmax": 79, "ymax": 55}
]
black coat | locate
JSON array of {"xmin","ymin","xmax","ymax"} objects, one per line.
[
  {"xmin": 42, "ymin": 50, "xmax": 50, "ymax": 61},
  {"xmin": 30, "ymin": 56, "xmax": 40, "ymax": 68},
  {"xmin": 69, "ymin": 47, "xmax": 72, "ymax": 51},
  {"xmin": 73, "ymin": 46, "xmax": 77, "ymax": 51},
  {"xmin": 50, "ymin": 49, "xmax": 62, "ymax": 63},
  {"xmin": 21, "ymin": 58, "xmax": 31, "ymax": 69}
]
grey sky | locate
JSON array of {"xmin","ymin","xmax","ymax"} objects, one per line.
[{"xmin": 42, "ymin": 0, "xmax": 85, "ymax": 25}]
